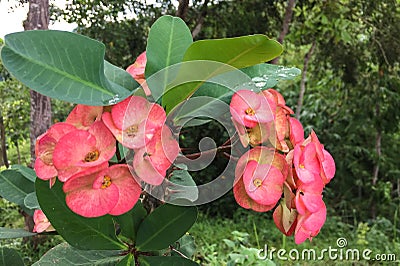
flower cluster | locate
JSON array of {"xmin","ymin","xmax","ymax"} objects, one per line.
[
  {"xmin": 231, "ymin": 89, "xmax": 335, "ymax": 244},
  {"xmin": 34, "ymin": 54, "xmax": 179, "ymax": 218}
]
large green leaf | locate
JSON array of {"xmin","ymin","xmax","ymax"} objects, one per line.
[
  {"xmin": 171, "ymin": 234, "xmax": 196, "ymax": 259},
  {"xmin": 136, "ymin": 204, "xmax": 197, "ymax": 251},
  {"xmin": 113, "ymin": 201, "xmax": 147, "ymax": 243},
  {"xmin": 32, "ymin": 242, "xmax": 123, "ymax": 266},
  {"xmin": 241, "ymin": 63, "xmax": 301, "ymax": 89},
  {"xmin": 1, "ymin": 30, "xmax": 132, "ymax": 105},
  {"xmin": 183, "ymin": 35, "xmax": 282, "ymax": 67},
  {"xmin": 138, "ymin": 256, "xmax": 198, "ymax": 266},
  {"xmin": 116, "ymin": 254, "xmax": 134, "ymax": 266},
  {"xmin": 167, "ymin": 170, "xmax": 199, "ymax": 202},
  {"xmin": 0, "ymin": 247, "xmax": 24, "ymax": 266},
  {"xmin": 10, "ymin": 164, "xmax": 37, "ymax": 183},
  {"xmin": 24, "ymin": 192, "xmax": 40, "ymax": 210},
  {"xmin": 104, "ymin": 60, "xmax": 139, "ymax": 94},
  {"xmin": 0, "ymin": 227, "xmax": 36, "ymax": 239},
  {"xmin": 0, "ymin": 169, "xmax": 35, "ymax": 206},
  {"xmin": 145, "ymin": 15, "xmax": 193, "ymax": 96},
  {"xmin": 35, "ymin": 178, "xmax": 126, "ymax": 250},
  {"xmin": 162, "ymin": 35, "xmax": 282, "ymax": 112}
]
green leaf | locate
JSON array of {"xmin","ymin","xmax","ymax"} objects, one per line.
[
  {"xmin": 104, "ymin": 60, "xmax": 139, "ymax": 92},
  {"xmin": 0, "ymin": 227, "xmax": 36, "ymax": 239},
  {"xmin": 136, "ymin": 204, "xmax": 198, "ymax": 251},
  {"xmin": 240, "ymin": 63, "xmax": 301, "ymax": 88},
  {"xmin": 35, "ymin": 178, "xmax": 126, "ymax": 250},
  {"xmin": 24, "ymin": 192, "xmax": 40, "ymax": 210},
  {"xmin": 116, "ymin": 254, "xmax": 135, "ymax": 266},
  {"xmin": 0, "ymin": 169, "xmax": 35, "ymax": 206},
  {"xmin": 171, "ymin": 234, "xmax": 196, "ymax": 259},
  {"xmin": 10, "ymin": 165, "xmax": 37, "ymax": 182},
  {"xmin": 138, "ymin": 256, "xmax": 198, "ymax": 266},
  {"xmin": 183, "ymin": 35, "xmax": 282, "ymax": 68},
  {"xmin": 167, "ymin": 170, "xmax": 199, "ymax": 202},
  {"xmin": 145, "ymin": 15, "xmax": 193, "ymax": 95},
  {"xmin": 1, "ymin": 30, "xmax": 131, "ymax": 105},
  {"xmin": 0, "ymin": 247, "xmax": 24, "ymax": 266},
  {"xmin": 114, "ymin": 201, "xmax": 147, "ymax": 243},
  {"xmin": 32, "ymin": 242, "xmax": 123, "ymax": 266}
]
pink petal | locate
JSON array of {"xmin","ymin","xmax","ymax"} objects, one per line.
[
  {"xmin": 65, "ymin": 105, "xmax": 103, "ymax": 129},
  {"xmin": 321, "ymin": 149, "xmax": 335, "ymax": 184},
  {"xmin": 289, "ymin": 117, "xmax": 304, "ymax": 145}
]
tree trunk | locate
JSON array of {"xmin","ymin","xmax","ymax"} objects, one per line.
[
  {"xmin": 295, "ymin": 41, "xmax": 316, "ymax": 119},
  {"xmin": 271, "ymin": 0, "xmax": 296, "ymax": 65},
  {"xmin": 176, "ymin": 0, "xmax": 190, "ymax": 21},
  {"xmin": 24, "ymin": 0, "xmax": 52, "ymax": 167},
  {"xmin": 0, "ymin": 114, "xmax": 9, "ymax": 168},
  {"xmin": 192, "ymin": 0, "xmax": 209, "ymax": 39}
]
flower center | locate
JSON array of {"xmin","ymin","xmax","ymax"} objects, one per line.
[
  {"xmin": 101, "ymin": 175, "xmax": 112, "ymax": 189},
  {"xmin": 299, "ymin": 164, "xmax": 305, "ymax": 169},
  {"xmin": 84, "ymin": 150, "xmax": 99, "ymax": 162},
  {"xmin": 125, "ymin": 125, "xmax": 139, "ymax": 137},
  {"xmin": 253, "ymin": 178, "xmax": 262, "ymax": 187},
  {"xmin": 245, "ymin": 107, "xmax": 255, "ymax": 116}
]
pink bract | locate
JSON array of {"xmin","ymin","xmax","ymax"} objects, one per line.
[
  {"xmin": 242, "ymin": 160, "xmax": 285, "ymax": 206},
  {"xmin": 63, "ymin": 165, "xmax": 141, "ymax": 217},
  {"xmin": 65, "ymin": 105, "xmax": 103, "ymax": 130},
  {"xmin": 133, "ymin": 125, "xmax": 180, "ymax": 186},
  {"xmin": 34, "ymin": 123, "xmax": 76, "ymax": 181},
  {"xmin": 293, "ymin": 143, "xmax": 320, "ymax": 184},
  {"xmin": 33, "ymin": 209, "xmax": 54, "ymax": 233},
  {"xmin": 126, "ymin": 52, "xmax": 151, "ymax": 96},
  {"xmin": 52, "ymin": 121, "xmax": 116, "ymax": 182},
  {"xmin": 294, "ymin": 201, "xmax": 327, "ymax": 244},
  {"xmin": 230, "ymin": 90, "xmax": 274, "ymax": 128},
  {"xmin": 295, "ymin": 178, "xmax": 325, "ymax": 215},
  {"xmin": 102, "ymin": 95, "xmax": 166, "ymax": 149}
]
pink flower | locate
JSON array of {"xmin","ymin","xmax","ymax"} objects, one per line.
[
  {"xmin": 242, "ymin": 160, "xmax": 285, "ymax": 206},
  {"xmin": 63, "ymin": 165, "xmax": 141, "ymax": 217},
  {"xmin": 52, "ymin": 121, "xmax": 116, "ymax": 182},
  {"xmin": 34, "ymin": 123, "xmax": 76, "ymax": 181},
  {"xmin": 126, "ymin": 52, "xmax": 151, "ymax": 96},
  {"xmin": 133, "ymin": 125, "xmax": 180, "ymax": 185},
  {"xmin": 288, "ymin": 117, "xmax": 304, "ymax": 146},
  {"xmin": 233, "ymin": 147, "xmax": 288, "ymax": 212},
  {"xmin": 232, "ymin": 118, "xmax": 271, "ymax": 147},
  {"xmin": 65, "ymin": 105, "xmax": 103, "ymax": 130},
  {"xmin": 102, "ymin": 96, "xmax": 166, "ymax": 149},
  {"xmin": 295, "ymin": 178, "xmax": 324, "ymax": 215},
  {"xmin": 33, "ymin": 210, "xmax": 54, "ymax": 233},
  {"xmin": 294, "ymin": 201, "xmax": 326, "ymax": 244},
  {"xmin": 230, "ymin": 90, "xmax": 274, "ymax": 128},
  {"xmin": 293, "ymin": 142, "xmax": 320, "ymax": 184}
]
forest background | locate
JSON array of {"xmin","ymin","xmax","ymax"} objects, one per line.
[{"xmin": 0, "ymin": 0, "xmax": 399, "ymax": 264}]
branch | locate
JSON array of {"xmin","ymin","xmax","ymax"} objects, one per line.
[
  {"xmin": 191, "ymin": 0, "xmax": 209, "ymax": 39},
  {"xmin": 271, "ymin": 0, "xmax": 296, "ymax": 64},
  {"xmin": 176, "ymin": 0, "xmax": 189, "ymax": 21},
  {"xmin": 295, "ymin": 41, "xmax": 316, "ymax": 119}
]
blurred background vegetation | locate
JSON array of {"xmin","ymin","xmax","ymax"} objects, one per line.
[{"xmin": 1, "ymin": 0, "xmax": 399, "ymax": 264}]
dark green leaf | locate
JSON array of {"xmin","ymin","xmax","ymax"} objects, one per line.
[
  {"xmin": 136, "ymin": 204, "xmax": 197, "ymax": 251},
  {"xmin": 10, "ymin": 165, "xmax": 37, "ymax": 182},
  {"xmin": 171, "ymin": 234, "xmax": 196, "ymax": 259},
  {"xmin": 138, "ymin": 256, "xmax": 198, "ymax": 266},
  {"xmin": 35, "ymin": 178, "xmax": 126, "ymax": 250},
  {"xmin": 0, "ymin": 247, "xmax": 24, "ymax": 266},
  {"xmin": 104, "ymin": 60, "xmax": 139, "ymax": 92},
  {"xmin": 114, "ymin": 201, "xmax": 147, "ymax": 243},
  {"xmin": 145, "ymin": 15, "xmax": 193, "ymax": 95},
  {"xmin": 0, "ymin": 169, "xmax": 35, "ymax": 206},
  {"xmin": 167, "ymin": 170, "xmax": 199, "ymax": 202},
  {"xmin": 241, "ymin": 63, "xmax": 301, "ymax": 88},
  {"xmin": 0, "ymin": 227, "xmax": 36, "ymax": 239},
  {"xmin": 116, "ymin": 254, "xmax": 135, "ymax": 266},
  {"xmin": 32, "ymin": 242, "xmax": 123, "ymax": 266},
  {"xmin": 1, "ymin": 30, "xmax": 131, "ymax": 105},
  {"xmin": 24, "ymin": 192, "xmax": 40, "ymax": 210}
]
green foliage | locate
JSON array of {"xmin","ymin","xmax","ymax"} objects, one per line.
[
  {"xmin": 1, "ymin": 31, "xmax": 134, "ymax": 106},
  {"xmin": 0, "ymin": 247, "xmax": 24, "ymax": 266}
]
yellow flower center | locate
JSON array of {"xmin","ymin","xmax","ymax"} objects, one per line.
[
  {"xmin": 253, "ymin": 178, "xmax": 262, "ymax": 187},
  {"xmin": 101, "ymin": 175, "xmax": 112, "ymax": 189},
  {"xmin": 125, "ymin": 125, "xmax": 139, "ymax": 137},
  {"xmin": 84, "ymin": 150, "xmax": 99, "ymax": 162},
  {"xmin": 245, "ymin": 107, "xmax": 255, "ymax": 116},
  {"xmin": 299, "ymin": 164, "xmax": 305, "ymax": 169}
]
